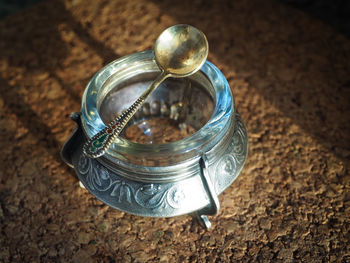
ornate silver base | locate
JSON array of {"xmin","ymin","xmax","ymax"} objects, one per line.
[{"xmin": 62, "ymin": 111, "xmax": 248, "ymax": 229}]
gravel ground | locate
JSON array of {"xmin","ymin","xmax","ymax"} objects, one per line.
[{"xmin": 0, "ymin": 0, "xmax": 349, "ymax": 262}]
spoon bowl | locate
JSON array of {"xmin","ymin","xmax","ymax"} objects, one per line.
[{"xmin": 155, "ymin": 24, "xmax": 209, "ymax": 76}]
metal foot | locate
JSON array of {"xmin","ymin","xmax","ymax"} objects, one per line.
[
  {"xmin": 79, "ymin": 181, "xmax": 86, "ymax": 189},
  {"xmin": 196, "ymin": 214, "xmax": 212, "ymax": 230},
  {"xmin": 61, "ymin": 112, "xmax": 83, "ymax": 168},
  {"xmin": 195, "ymin": 154, "xmax": 220, "ymax": 230}
]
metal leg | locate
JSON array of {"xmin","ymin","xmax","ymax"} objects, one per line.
[
  {"xmin": 60, "ymin": 112, "xmax": 82, "ymax": 168},
  {"xmin": 196, "ymin": 214, "xmax": 212, "ymax": 230},
  {"xmin": 60, "ymin": 112, "xmax": 84, "ymax": 182},
  {"xmin": 79, "ymin": 181, "xmax": 86, "ymax": 189},
  {"xmin": 195, "ymin": 154, "xmax": 220, "ymax": 230}
]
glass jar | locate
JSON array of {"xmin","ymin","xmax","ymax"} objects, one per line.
[{"xmin": 62, "ymin": 50, "xmax": 248, "ymax": 228}]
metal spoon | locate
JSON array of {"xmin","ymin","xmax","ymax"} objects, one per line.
[{"xmin": 83, "ymin": 24, "xmax": 208, "ymax": 158}]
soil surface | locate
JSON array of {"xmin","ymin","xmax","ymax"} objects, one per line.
[
  {"xmin": 0, "ymin": 0, "xmax": 349, "ymax": 262},
  {"xmin": 123, "ymin": 118, "xmax": 196, "ymax": 144}
]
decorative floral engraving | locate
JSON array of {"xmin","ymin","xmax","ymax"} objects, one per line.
[
  {"xmin": 78, "ymin": 155, "xmax": 177, "ymax": 209},
  {"xmin": 217, "ymin": 154, "xmax": 236, "ymax": 177},
  {"xmin": 215, "ymin": 154, "xmax": 236, "ymax": 192},
  {"xmin": 167, "ymin": 186, "xmax": 186, "ymax": 209},
  {"xmin": 135, "ymin": 184, "xmax": 167, "ymax": 210},
  {"xmin": 75, "ymin": 110, "xmax": 248, "ymax": 215},
  {"xmin": 79, "ymin": 154, "xmax": 133, "ymax": 203},
  {"xmin": 78, "ymin": 154, "xmax": 90, "ymax": 174},
  {"xmin": 214, "ymin": 113, "xmax": 248, "ymax": 193},
  {"xmin": 88, "ymin": 164, "xmax": 114, "ymax": 191},
  {"xmin": 110, "ymin": 181, "xmax": 133, "ymax": 203},
  {"xmin": 232, "ymin": 113, "xmax": 247, "ymax": 164}
]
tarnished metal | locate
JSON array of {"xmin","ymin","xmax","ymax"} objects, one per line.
[{"xmin": 62, "ymin": 41, "xmax": 248, "ymax": 229}]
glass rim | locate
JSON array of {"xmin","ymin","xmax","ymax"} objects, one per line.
[{"xmin": 81, "ymin": 50, "xmax": 234, "ymax": 159}]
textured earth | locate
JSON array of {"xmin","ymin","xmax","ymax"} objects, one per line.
[{"xmin": 0, "ymin": 0, "xmax": 349, "ymax": 262}]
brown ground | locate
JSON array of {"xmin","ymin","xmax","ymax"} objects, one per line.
[
  {"xmin": 0, "ymin": 0, "xmax": 349, "ymax": 262},
  {"xmin": 123, "ymin": 118, "xmax": 196, "ymax": 144}
]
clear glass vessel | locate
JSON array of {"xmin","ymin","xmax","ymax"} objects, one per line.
[{"xmin": 62, "ymin": 50, "xmax": 248, "ymax": 229}]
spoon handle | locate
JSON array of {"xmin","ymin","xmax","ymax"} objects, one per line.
[{"xmin": 83, "ymin": 71, "xmax": 168, "ymax": 158}]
